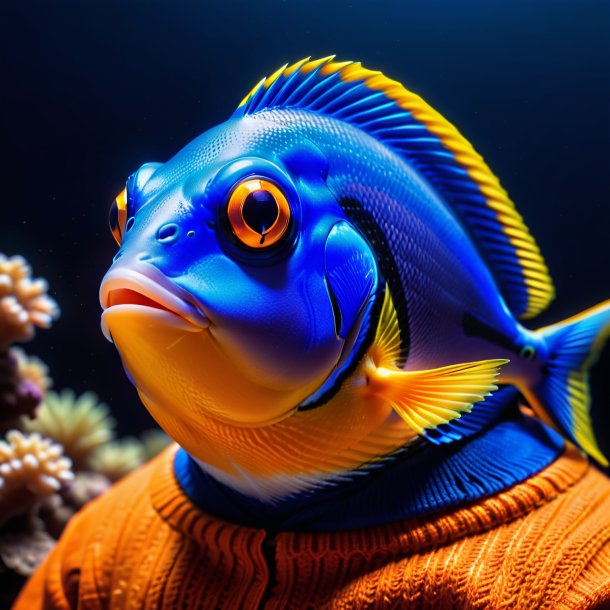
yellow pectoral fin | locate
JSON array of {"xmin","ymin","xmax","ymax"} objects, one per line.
[{"xmin": 367, "ymin": 359, "xmax": 509, "ymax": 436}]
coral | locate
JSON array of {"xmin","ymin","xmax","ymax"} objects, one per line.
[
  {"xmin": 0, "ymin": 348, "xmax": 43, "ymax": 427},
  {"xmin": 0, "ymin": 239, "xmax": 157, "ymax": 593},
  {"xmin": 0, "ymin": 430, "xmax": 73, "ymax": 526},
  {"xmin": 0, "ymin": 526, "xmax": 55, "ymax": 577},
  {"xmin": 0, "ymin": 513, "xmax": 55, "ymax": 607},
  {"xmin": 141, "ymin": 428, "xmax": 172, "ymax": 461},
  {"xmin": 0, "ymin": 431, "xmax": 72, "ymax": 496},
  {"xmin": 37, "ymin": 492, "xmax": 73, "ymax": 539},
  {"xmin": 0, "ymin": 251, "xmax": 62, "ymax": 599},
  {"xmin": 12, "ymin": 348, "xmax": 51, "ymax": 395},
  {"xmin": 36, "ymin": 473, "xmax": 111, "ymax": 539},
  {"xmin": 22, "ymin": 390, "xmax": 115, "ymax": 469},
  {"xmin": 0, "ymin": 254, "xmax": 59, "ymax": 347},
  {"xmin": 63, "ymin": 471, "xmax": 111, "ymax": 510},
  {"xmin": 88, "ymin": 438, "xmax": 144, "ymax": 481}
]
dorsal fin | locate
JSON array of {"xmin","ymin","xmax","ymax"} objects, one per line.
[{"xmin": 234, "ymin": 57, "xmax": 555, "ymax": 320}]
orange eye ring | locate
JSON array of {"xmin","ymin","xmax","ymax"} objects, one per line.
[
  {"xmin": 109, "ymin": 187, "xmax": 128, "ymax": 246},
  {"xmin": 227, "ymin": 178, "xmax": 291, "ymax": 249}
]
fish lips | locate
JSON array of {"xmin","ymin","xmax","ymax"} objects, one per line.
[{"xmin": 99, "ymin": 265, "xmax": 209, "ymax": 342}]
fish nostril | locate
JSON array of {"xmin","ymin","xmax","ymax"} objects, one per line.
[
  {"xmin": 137, "ymin": 252, "xmax": 152, "ymax": 262},
  {"xmin": 157, "ymin": 223, "xmax": 180, "ymax": 243}
]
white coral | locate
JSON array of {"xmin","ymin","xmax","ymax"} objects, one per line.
[
  {"xmin": 23, "ymin": 390, "xmax": 115, "ymax": 468},
  {"xmin": 0, "ymin": 430, "xmax": 73, "ymax": 499},
  {"xmin": 0, "ymin": 254, "xmax": 59, "ymax": 345}
]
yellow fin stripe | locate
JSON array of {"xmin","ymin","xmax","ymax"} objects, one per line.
[
  {"xmin": 331, "ymin": 61, "xmax": 554, "ymax": 319},
  {"xmin": 301, "ymin": 55, "xmax": 336, "ymax": 73},
  {"xmin": 238, "ymin": 77, "xmax": 266, "ymax": 108},
  {"xmin": 264, "ymin": 63, "xmax": 288, "ymax": 89},
  {"xmin": 235, "ymin": 57, "xmax": 555, "ymax": 319}
]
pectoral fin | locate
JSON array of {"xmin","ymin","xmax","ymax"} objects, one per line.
[{"xmin": 365, "ymin": 358, "xmax": 508, "ymax": 436}]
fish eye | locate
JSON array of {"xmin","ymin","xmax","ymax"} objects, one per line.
[
  {"xmin": 109, "ymin": 187, "xmax": 128, "ymax": 246},
  {"xmin": 520, "ymin": 345, "xmax": 536, "ymax": 360},
  {"xmin": 226, "ymin": 178, "xmax": 291, "ymax": 249}
]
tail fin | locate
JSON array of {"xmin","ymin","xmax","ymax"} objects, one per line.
[{"xmin": 528, "ymin": 300, "xmax": 610, "ymax": 467}]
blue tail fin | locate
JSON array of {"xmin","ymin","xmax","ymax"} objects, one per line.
[{"xmin": 528, "ymin": 301, "xmax": 610, "ymax": 466}]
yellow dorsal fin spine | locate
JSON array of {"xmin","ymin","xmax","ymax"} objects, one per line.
[{"xmin": 234, "ymin": 57, "xmax": 555, "ymax": 320}]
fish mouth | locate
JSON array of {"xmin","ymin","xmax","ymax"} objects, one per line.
[{"xmin": 100, "ymin": 265, "xmax": 209, "ymax": 342}]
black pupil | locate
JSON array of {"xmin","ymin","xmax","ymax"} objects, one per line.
[{"xmin": 242, "ymin": 190, "xmax": 279, "ymax": 235}]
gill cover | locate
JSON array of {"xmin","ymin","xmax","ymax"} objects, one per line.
[
  {"xmin": 296, "ymin": 220, "xmax": 379, "ymax": 408},
  {"xmin": 324, "ymin": 221, "xmax": 378, "ymax": 341}
]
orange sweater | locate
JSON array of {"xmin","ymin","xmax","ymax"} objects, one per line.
[{"xmin": 14, "ymin": 445, "xmax": 610, "ymax": 609}]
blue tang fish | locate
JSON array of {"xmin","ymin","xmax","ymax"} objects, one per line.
[{"xmin": 100, "ymin": 57, "xmax": 610, "ymax": 502}]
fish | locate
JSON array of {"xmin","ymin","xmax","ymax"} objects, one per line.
[{"xmin": 100, "ymin": 56, "xmax": 610, "ymax": 501}]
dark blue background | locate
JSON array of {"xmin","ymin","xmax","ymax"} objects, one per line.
[{"xmin": 1, "ymin": 1, "xmax": 608, "ymax": 450}]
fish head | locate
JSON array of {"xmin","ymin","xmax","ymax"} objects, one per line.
[{"xmin": 100, "ymin": 116, "xmax": 379, "ymax": 441}]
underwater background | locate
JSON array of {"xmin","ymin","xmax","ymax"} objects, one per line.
[{"xmin": 0, "ymin": 0, "xmax": 608, "ymax": 450}]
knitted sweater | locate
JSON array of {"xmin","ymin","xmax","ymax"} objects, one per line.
[{"xmin": 13, "ymin": 444, "xmax": 610, "ymax": 609}]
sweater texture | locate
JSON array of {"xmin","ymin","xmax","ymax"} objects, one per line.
[
  {"xmin": 13, "ymin": 441, "xmax": 610, "ymax": 609},
  {"xmin": 174, "ymin": 410, "xmax": 564, "ymax": 531}
]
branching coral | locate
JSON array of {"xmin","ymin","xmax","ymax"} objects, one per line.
[
  {"xmin": 0, "ymin": 431, "xmax": 73, "ymax": 496},
  {"xmin": 88, "ymin": 438, "xmax": 144, "ymax": 481},
  {"xmin": 0, "ymin": 250, "xmax": 62, "ymax": 598},
  {"xmin": 0, "ymin": 254, "xmax": 59, "ymax": 346},
  {"xmin": 0, "ymin": 430, "xmax": 73, "ymax": 526},
  {"xmin": 22, "ymin": 390, "xmax": 115, "ymax": 469},
  {"xmin": 0, "ymin": 244, "xmax": 166, "ymax": 591}
]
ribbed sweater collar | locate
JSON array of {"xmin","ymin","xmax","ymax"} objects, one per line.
[
  {"xmin": 168, "ymin": 406, "xmax": 565, "ymax": 531},
  {"xmin": 150, "ymin": 438, "xmax": 588, "ymax": 555},
  {"xmin": 148, "ymin": 405, "xmax": 590, "ymax": 539}
]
